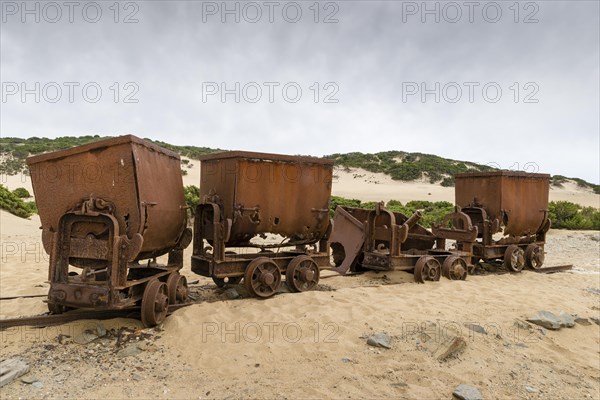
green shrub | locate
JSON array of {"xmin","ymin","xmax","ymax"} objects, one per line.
[
  {"xmin": 440, "ymin": 177, "xmax": 454, "ymax": 187},
  {"xmin": 12, "ymin": 187, "xmax": 31, "ymax": 198},
  {"xmin": 548, "ymin": 201, "xmax": 600, "ymax": 230},
  {"xmin": 329, "ymin": 196, "xmax": 362, "ymax": 217},
  {"xmin": 184, "ymin": 185, "xmax": 201, "ymax": 218},
  {"xmin": 0, "ymin": 185, "xmax": 35, "ymax": 218},
  {"xmin": 332, "ymin": 197, "xmax": 454, "ymax": 227}
]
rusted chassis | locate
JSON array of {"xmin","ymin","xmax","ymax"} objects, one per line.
[
  {"xmin": 191, "ymin": 151, "xmax": 334, "ymax": 297},
  {"xmin": 454, "ymin": 171, "xmax": 551, "ymax": 271},
  {"xmin": 191, "ymin": 201, "xmax": 331, "ymax": 297},
  {"xmin": 46, "ymin": 202, "xmax": 191, "ymax": 313},
  {"xmin": 330, "ymin": 204, "xmax": 477, "ymax": 282},
  {"xmin": 26, "ymin": 135, "xmax": 192, "ymax": 326}
]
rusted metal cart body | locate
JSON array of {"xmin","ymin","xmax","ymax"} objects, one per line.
[
  {"xmin": 330, "ymin": 203, "xmax": 477, "ymax": 282},
  {"xmin": 191, "ymin": 151, "xmax": 334, "ymax": 296},
  {"xmin": 27, "ymin": 135, "xmax": 191, "ymax": 325},
  {"xmin": 454, "ymin": 171, "xmax": 551, "ymax": 271}
]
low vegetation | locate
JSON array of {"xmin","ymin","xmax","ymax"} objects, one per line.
[
  {"xmin": 12, "ymin": 187, "xmax": 31, "ymax": 198},
  {"xmin": 183, "ymin": 185, "xmax": 201, "ymax": 218},
  {"xmin": 0, "ymin": 185, "xmax": 37, "ymax": 219},
  {"xmin": 330, "ymin": 196, "xmax": 455, "ymax": 227},
  {"xmin": 326, "ymin": 151, "xmax": 495, "ymax": 185},
  {"xmin": 548, "ymin": 201, "xmax": 600, "ymax": 230}
]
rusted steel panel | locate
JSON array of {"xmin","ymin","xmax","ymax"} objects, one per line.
[
  {"xmin": 329, "ymin": 206, "xmax": 366, "ymax": 274},
  {"xmin": 26, "ymin": 135, "xmax": 187, "ymax": 260},
  {"xmin": 131, "ymin": 141, "xmax": 188, "ymax": 258},
  {"xmin": 455, "ymin": 171, "xmax": 550, "ymax": 236},
  {"xmin": 199, "ymin": 151, "xmax": 334, "ymax": 246}
]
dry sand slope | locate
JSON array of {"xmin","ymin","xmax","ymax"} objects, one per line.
[{"xmin": 0, "ymin": 207, "xmax": 599, "ymax": 399}]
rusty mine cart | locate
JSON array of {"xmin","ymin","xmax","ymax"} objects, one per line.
[
  {"xmin": 329, "ymin": 203, "xmax": 477, "ymax": 282},
  {"xmin": 454, "ymin": 171, "xmax": 551, "ymax": 271},
  {"xmin": 191, "ymin": 151, "xmax": 334, "ymax": 297},
  {"xmin": 27, "ymin": 135, "xmax": 192, "ymax": 326}
]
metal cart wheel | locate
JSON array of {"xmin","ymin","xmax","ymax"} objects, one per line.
[
  {"xmin": 525, "ymin": 244, "xmax": 544, "ymax": 270},
  {"xmin": 286, "ymin": 255, "xmax": 320, "ymax": 293},
  {"xmin": 504, "ymin": 245, "xmax": 525, "ymax": 272},
  {"xmin": 442, "ymin": 256, "xmax": 468, "ymax": 280},
  {"xmin": 141, "ymin": 280, "xmax": 169, "ymax": 327},
  {"xmin": 414, "ymin": 256, "xmax": 441, "ymax": 283},
  {"xmin": 244, "ymin": 257, "xmax": 281, "ymax": 298},
  {"xmin": 167, "ymin": 272, "xmax": 188, "ymax": 304}
]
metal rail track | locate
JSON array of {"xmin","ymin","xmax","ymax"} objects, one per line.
[
  {"xmin": 0, "ymin": 303, "xmax": 193, "ymax": 331},
  {"xmin": 532, "ymin": 264, "xmax": 573, "ymax": 274}
]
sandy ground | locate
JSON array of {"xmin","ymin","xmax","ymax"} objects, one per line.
[{"xmin": 0, "ymin": 160, "xmax": 599, "ymax": 399}]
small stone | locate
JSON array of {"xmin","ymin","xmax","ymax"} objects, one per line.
[
  {"xmin": 224, "ymin": 288, "xmax": 240, "ymax": 299},
  {"xmin": 32, "ymin": 381, "xmax": 44, "ymax": 389},
  {"xmin": 527, "ymin": 311, "xmax": 562, "ymax": 330},
  {"xmin": 453, "ymin": 384, "xmax": 483, "ymax": 400},
  {"xmin": 557, "ymin": 311, "xmax": 576, "ymax": 328},
  {"xmin": 0, "ymin": 358, "xmax": 29, "ymax": 387},
  {"xmin": 117, "ymin": 344, "xmax": 142, "ymax": 358},
  {"xmin": 137, "ymin": 342, "xmax": 157, "ymax": 352},
  {"xmin": 341, "ymin": 357, "xmax": 354, "ymax": 364},
  {"xmin": 366, "ymin": 333, "xmax": 392, "ymax": 349},
  {"xmin": 96, "ymin": 323, "xmax": 107, "ymax": 337},
  {"xmin": 585, "ymin": 287, "xmax": 600, "ymax": 295},
  {"xmin": 464, "ymin": 324, "xmax": 487, "ymax": 334},
  {"xmin": 73, "ymin": 330, "xmax": 98, "ymax": 345},
  {"xmin": 590, "ymin": 317, "xmax": 600, "ymax": 326},
  {"xmin": 391, "ymin": 382, "xmax": 408, "ymax": 388},
  {"xmin": 435, "ymin": 335, "xmax": 466, "ymax": 361},
  {"xmin": 20, "ymin": 375, "xmax": 38, "ymax": 384},
  {"xmin": 525, "ymin": 386, "xmax": 539, "ymax": 393},
  {"xmin": 132, "ymin": 373, "xmax": 143, "ymax": 381},
  {"xmin": 575, "ymin": 317, "xmax": 592, "ymax": 326}
]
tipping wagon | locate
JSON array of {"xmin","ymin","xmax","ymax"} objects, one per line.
[
  {"xmin": 191, "ymin": 151, "xmax": 333, "ymax": 297},
  {"xmin": 27, "ymin": 135, "xmax": 192, "ymax": 326},
  {"xmin": 454, "ymin": 171, "xmax": 551, "ymax": 271},
  {"xmin": 329, "ymin": 203, "xmax": 477, "ymax": 282}
]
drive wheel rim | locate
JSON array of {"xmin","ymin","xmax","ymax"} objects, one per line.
[
  {"xmin": 167, "ymin": 272, "xmax": 188, "ymax": 304},
  {"xmin": 141, "ymin": 280, "xmax": 169, "ymax": 327},
  {"xmin": 442, "ymin": 256, "xmax": 468, "ymax": 280},
  {"xmin": 414, "ymin": 256, "xmax": 441, "ymax": 283},
  {"xmin": 504, "ymin": 245, "xmax": 525, "ymax": 272},
  {"xmin": 525, "ymin": 244, "xmax": 544, "ymax": 270},
  {"xmin": 244, "ymin": 257, "xmax": 281, "ymax": 298},
  {"xmin": 286, "ymin": 255, "xmax": 320, "ymax": 293}
]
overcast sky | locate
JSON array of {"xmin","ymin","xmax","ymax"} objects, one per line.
[{"xmin": 1, "ymin": 0, "xmax": 598, "ymax": 183}]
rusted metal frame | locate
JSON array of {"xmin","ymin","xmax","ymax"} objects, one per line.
[
  {"xmin": 212, "ymin": 252, "xmax": 330, "ymax": 278},
  {"xmin": 114, "ymin": 269, "xmax": 172, "ymax": 290},
  {"xmin": 56, "ymin": 212, "xmax": 117, "ymax": 285},
  {"xmin": 364, "ymin": 205, "xmax": 403, "ymax": 256}
]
